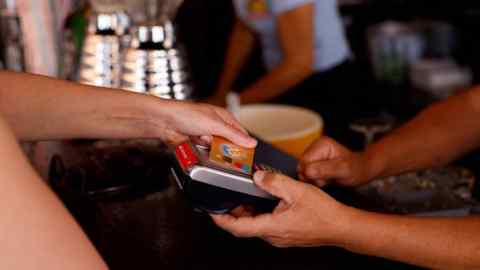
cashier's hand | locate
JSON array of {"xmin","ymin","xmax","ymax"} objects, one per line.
[
  {"xmin": 211, "ymin": 171, "xmax": 351, "ymax": 248},
  {"xmin": 161, "ymin": 101, "xmax": 256, "ymax": 147},
  {"xmin": 298, "ymin": 137, "xmax": 371, "ymax": 187}
]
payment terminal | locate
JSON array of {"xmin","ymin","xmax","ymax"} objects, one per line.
[{"xmin": 170, "ymin": 137, "xmax": 298, "ymax": 214}]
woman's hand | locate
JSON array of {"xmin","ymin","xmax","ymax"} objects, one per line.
[
  {"xmin": 298, "ymin": 137, "xmax": 373, "ymax": 187},
  {"xmin": 211, "ymin": 171, "xmax": 354, "ymax": 248},
  {"xmin": 159, "ymin": 101, "xmax": 256, "ymax": 147}
]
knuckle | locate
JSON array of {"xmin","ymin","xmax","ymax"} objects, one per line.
[
  {"xmin": 261, "ymin": 172, "xmax": 277, "ymax": 184},
  {"xmin": 305, "ymin": 166, "xmax": 321, "ymax": 178}
]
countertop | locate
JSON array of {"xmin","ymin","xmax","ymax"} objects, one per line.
[{"xmin": 32, "ymin": 140, "xmax": 422, "ymax": 270}]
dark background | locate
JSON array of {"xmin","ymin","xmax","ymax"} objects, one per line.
[{"xmin": 175, "ymin": 0, "xmax": 480, "ymax": 99}]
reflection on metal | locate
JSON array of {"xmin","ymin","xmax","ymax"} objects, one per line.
[
  {"xmin": 78, "ymin": 10, "xmax": 130, "ymax": 88},
  {"xmin": 120, "ymin": 23, "xmax": 192, "ymax": 100}
]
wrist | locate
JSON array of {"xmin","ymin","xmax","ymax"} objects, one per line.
[
  {"xmin": 359, "ymin": 146, "xmax": 387, "ymax": 183},
  {"xmin": 133, "ymin": 95, "xmax": 171, "ymax": 138},
  {"xmin": 332, "ymin": 206, "xmax": 373, "ymax": 251},
  {"xmin": 327, "ymin": 205, "xmax": 366, "ymax": 248}
]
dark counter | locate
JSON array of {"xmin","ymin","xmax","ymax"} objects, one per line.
[{"xmin": 38, "ymin": 140, "xmax": 422, "ymax": 270}]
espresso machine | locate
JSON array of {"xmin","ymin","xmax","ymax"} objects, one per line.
[
  {"xmin": 78, "ymin": 0, "xmax": 192, "ymax": 100},
  {"xmin": 120, "ymin": 0, "xmax": 192, "ymax": 100},
  {"xmin": 78, "ymin": 0, "xmax": 130, "ymax": 88}
]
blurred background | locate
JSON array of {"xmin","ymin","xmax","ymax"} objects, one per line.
[
  {"xmin": 5, "ymin": 2, "xmax": 480, "ymax": 268},
  {"xmin": 1, "ymin": 1, "xmax": 479, "ymax": 117}
]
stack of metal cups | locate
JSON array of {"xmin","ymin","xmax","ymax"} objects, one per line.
[
  {"xmin": 78, "ymin": 10, "xmax": 130, "ymax": 88},
  {"xmin": 0, "ymin": 0, "xmax": 24, "ymax": 71},
  {"xmin": 120, "ymin": 21, "xmax": 192, "ymax": 100}
]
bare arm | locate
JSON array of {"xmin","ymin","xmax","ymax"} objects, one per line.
[
  {"xmin": 344, "ymin": 210, "xmax": 480, "ymax": 270},
  {"xmin": 363, "ymin": 87, "xmax": 480, "ymax": 181},
  {"xmin": 213, "ymin": 172, "xmax": 480, "ymax": 270},
  {"xmin": 210, "ymin": 19, "xmax": 256, "ymax": 103},
  {"xmin": 239, "ymin": 4, "xmax": 314, "ymax": 104},
  {"xmin": 0, "ymin": 71, "xmax": 256, "ymax": 147},
  {"xmin": 300, "ymin": 86, "xmax": 480, "ymax": 187},
  {"xmin": 0, "ymin": 115, "xmax": 107, "ymax": 269}
]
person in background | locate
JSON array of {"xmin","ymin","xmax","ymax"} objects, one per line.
[
  {"xmin": 207, "ymin": 0, "xmax": 357, "ymax": 142},
  {"xmin": 212, "ymin": 86, "xmax": 480, "ymax": 270},
  {"xmin": 0, "ymin": 71, "xmax": 256, "ymax": 270}
]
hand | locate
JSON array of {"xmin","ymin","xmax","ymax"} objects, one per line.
[
  {"xmin": 211, "ymin": 171, "xmax": 354, "ymax": 248},
  {"xmin": 160, "ymin": 101, "xmax": 256, "ymax": 147},
  {"xmin": 298, "ymin": 137, "xmax": 372, "ymax": 187}
]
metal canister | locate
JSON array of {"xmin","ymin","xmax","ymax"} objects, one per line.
[
  {"xmin": 78, "ymin": 10, "xmax": 130, "ymax": 88},
  {"xmin": 120, "ymin": 23, "xmax": 192, "ymax": 100}
]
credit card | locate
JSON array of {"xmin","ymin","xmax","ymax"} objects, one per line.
[{"xmin": 209, "ymin": 137, "xmax": 255, "ymax": 175}]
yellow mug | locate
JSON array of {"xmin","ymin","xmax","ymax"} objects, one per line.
[{"xmin": 235, "ymin": 104, "xmax": 323, "ymax": 158}]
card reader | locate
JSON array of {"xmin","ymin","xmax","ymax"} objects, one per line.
[{"xmin": 170, "ymin": 138, "xmax": 298, "ymax": 214}]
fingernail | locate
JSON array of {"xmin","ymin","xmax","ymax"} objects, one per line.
[
  {"xmin": 254, "ymin": 171, "xmax": 266, "ymax": 183},
  {"xmin": 247, "ymin": 137, "xmax": 258, "ymax": 147}
]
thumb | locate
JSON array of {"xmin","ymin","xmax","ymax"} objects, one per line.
[
  {"xmin": 253, "ymin": 171, "xmax": 302, "ymax": 203},
  {"xmin": 301, "ymin": 137, "xmax": 336, "ymax": 163}
]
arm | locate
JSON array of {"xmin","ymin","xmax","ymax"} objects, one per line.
[
  {"xmin": 345, "ymin": 209, "xmax": 480, "ymax": 270},
  {"xmin": 0, "ymin": 71, "xmax": 256, "ymax": 147},
  {"xmin": 299, "ymin": 86, "xmax": 480, "ymax": 186},
  {"xmin": 209, "ymin": 19, "xmax": 256, "ymax": 105},
  {"xmin": 239, "ymin": 4, "xmax": 314, "ymax": 104},
  {"xmin": 212, "ymin": 172, "xmax": 480, "ymax": 270},
  {"xmin": 364, "ymin": 86, "xmax": 480, "ymax": 180},
  {"xmin": 0, "ymin": 115, "xmax": 107, "ymax": 269}
]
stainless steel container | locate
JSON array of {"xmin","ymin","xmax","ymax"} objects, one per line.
[
  {"xmin": 0, "ymin": 4, "xmax": 24, "ymax": 71},
  {"xmin": 120, "ymin": 23, "xmax": 192, "ymax": 100},
  {"xmin": 78, "ymin": 10, "xmax": 130, "ymax": 88}
]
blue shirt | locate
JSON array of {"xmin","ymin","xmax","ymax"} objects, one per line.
[{"xmin": 233, "ymin": 0, "xmax": 350, "ymax": 72}]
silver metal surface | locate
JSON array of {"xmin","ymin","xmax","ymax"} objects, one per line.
[
  {"xmin": 78, "ymin": 8, "xmax": 131, "ymax": 88},
  {"xmin": 0, "ymin": 10, "xmax": 24, "ymax": 71},
  {"xmin": 87, "ymin": 11, "xmax": 130, "ymax": 36},
  {"xmin": 78, "ymin": 34, "xmax": 122, "ymax": 88},
  {"xmin": 189, "ymin": 166, "xmax": 276, "ymax": 200},
  {"xmin": 119, "ymin": 23, "xmax": 193, "ymax": 100},
  {"xmin": 171, "ymin": 168, "xmax": 184, "ymax": 190}
]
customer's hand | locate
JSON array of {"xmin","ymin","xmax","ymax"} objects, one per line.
[
  {"xmin": 161, "ymin": 101, "xmax": 256, "ymax": 147},
  {"xmin": 211, "ymin": 172, "xmax": 353, "ymax": 248},
  {"xmin": 298, "ymin": 137, "xmax": 371, "ymax": 187}
]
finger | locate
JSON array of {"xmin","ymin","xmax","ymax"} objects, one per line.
[
  {"xmin": 211, "ymin": 121, "xmax": 257, "ymax": 148},
  {"xmin": 253, "ymin": 171, "xmax": 303, "ymax": 203},
  {"xmin": 230, "ymin": 205, "xmax": 255, "ymax": 218},
  {"xmin": 199, "ymin": 135, "xmax": 213, "ymax": 145},
  {"xmin": 207, "ymin": 106, "xmax": 258, "ymax": 148},
  {"xmin": 210, "ymin": 213, "xmax": 272, "ymax": 238},
  {"xmin": 164, "ymin": 131, "xmax": 188, "ymax": 146},
  {"xmin": 190, "ymin": 136, "xmax": 209, "ymax": 146},
  {"xmin": 223, "ymin": 114, "xmax": 249, "ymax": 135},
  {"xmin": 213, "ymin": 107, "xmax": 249, "ymax": 134},
  {"xmin": 300, "ymin": 137, "xmax": 335, "ymax": 164},
  {"xmin": 313, "ymin": 179, "xmax": 328, "ymax": 187},
  {"xmin": 303, "ymin": 160, "xmax": 347, "ymax": 181}
]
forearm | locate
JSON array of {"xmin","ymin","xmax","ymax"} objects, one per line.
[
  {"xmin": 0, "ymin": 71, "xmax": 169, "ymax": 141},
  {"xmin": 362, "ymin": 88, "xmax": 480, "ymax": 181},
  {"xmin": 340, "ymin": 208, "xmax": 480, "ymax": 270},
  {"xmin": 215, "ymin": 20, "xmax": 255, "ymax": 97},
  {"xmin": 240, "ymin": 61, "xmax": 312, "ymax": 104},
  {"xmin": 0, "ymin": 116, "xmax": 107, "ymax": 269}
]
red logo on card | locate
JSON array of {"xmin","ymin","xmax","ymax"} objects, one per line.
[{"xmin": 175, "ymin": 142, "xmax": 199, "ymax": 170}]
